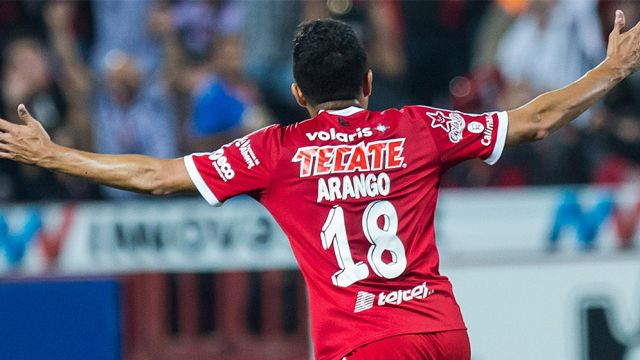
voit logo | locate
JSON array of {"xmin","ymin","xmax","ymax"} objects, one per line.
[
  {"xmin": 306, "ymin": 127, "xmax": 373, "ymax": 143},
  {"xmin": 354, "ymin": 282, "xmax": 433, "ymax": 313}
]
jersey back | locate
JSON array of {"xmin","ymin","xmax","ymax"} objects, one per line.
[{"xmin": 185, "ymin": 105, "xmax": 508, "ymax": 360}]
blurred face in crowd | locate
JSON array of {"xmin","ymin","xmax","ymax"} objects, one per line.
[
  {"xmin": 176, "ymin": 36, "xmax": 245, "ymax": 94},
  {"xmin": 529, "ymin": 0, "xmax": 557, "ymax": 28},
  {"xmin": 2, "ymin": 39, "xmax": 50, "ymax": 102},
  {"xmin": 104, "ymin": 51, "xmax": 142, "ymax": 106},
  {"xmin": 211, "ymin": 35, "xmax": 244, "ymax": 80}
]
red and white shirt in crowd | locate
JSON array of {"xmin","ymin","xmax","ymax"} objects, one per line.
[{"xmin": 184, "ymin": 105, "xmax": 508, "ymax": 360}]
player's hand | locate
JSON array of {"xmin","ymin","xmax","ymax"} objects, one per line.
[
  {"xmin": 606, "ymin": 10, "xmax": 640, "ymax": 74},
  {"xmin": 0, "ymin": 105, "xmax": 53, "ymax": 165}
]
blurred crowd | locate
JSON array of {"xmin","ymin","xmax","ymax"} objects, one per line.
[{"xmin": 0, "ymin": 0, "xmax": 639, "ymax": 202}]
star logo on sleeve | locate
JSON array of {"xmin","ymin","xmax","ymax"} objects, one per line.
[{"xmin": 427, "ymin": 111, "xmax": 452, "ymax": 132}]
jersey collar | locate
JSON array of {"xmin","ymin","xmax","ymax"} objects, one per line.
[{"xmin": 318, "ymin": 106, "xmax": 364, "ymax": 116}]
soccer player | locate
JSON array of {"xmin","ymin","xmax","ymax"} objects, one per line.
[{"xmin": 0, "ymin": 11, "xmax": 638, "ymax": 360}]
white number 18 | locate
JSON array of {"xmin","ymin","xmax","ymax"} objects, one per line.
[{"xmin": 321, "ymin": 200, "xmax": 407, "ymax": 287}]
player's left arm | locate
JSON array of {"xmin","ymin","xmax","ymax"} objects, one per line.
[{"xmin": 506, "ymin": 10, "xmax": 640, "ymax": 146}]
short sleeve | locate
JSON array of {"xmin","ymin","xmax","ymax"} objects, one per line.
[
  {"xmin": 408, "ymin": 106, "xmax": 508, "ymax": 166},
  {"xmin": 183, "ymin": 125, "xmax": 280, "ymax": 206}
]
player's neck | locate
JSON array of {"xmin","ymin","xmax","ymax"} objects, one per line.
[{"xmin": 310, "ymin": 99, "xmax": 364, "ymax": 117}]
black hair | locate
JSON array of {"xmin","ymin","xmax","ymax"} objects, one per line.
[{"xmin": 292, "ymin": 19, "xmax": 367, "ymax": 106}]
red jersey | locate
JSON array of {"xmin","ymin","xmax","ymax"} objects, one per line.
[{"xmin": 184, "ymin": 106, "xmax": 508, "ymax": 360}]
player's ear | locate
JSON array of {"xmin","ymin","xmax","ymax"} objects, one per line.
[
  {"xmin": 363, "ymin": 69, "xmax": 373, "ymax": 98},
  {"xmin": 291, "ymin": 83, "xmax": 308, "ymax": 108}
]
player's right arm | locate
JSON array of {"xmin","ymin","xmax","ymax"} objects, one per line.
[
  {"xmin": 506, "ymin": 10, "xmax": 640, "ymax": 146},
  {"xmin": 0, "ymin": 105, "xmax": 195, "ymax": 196}
]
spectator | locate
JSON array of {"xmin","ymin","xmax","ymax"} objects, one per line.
[
  {"xmin": 185, "ymin": 35, "xmax": 272, "ymax": 152},
  {"xmin": 150, "ymin": 2, "xmax": 271, "ymax": 153},
  {"xmin": 46, "ymin": 1, "xmax": 178, "ymax": 200},
  {"xmin": 240, "ymin": 0, "xmax": 300, "ymax": 110},
  {"xmin": 90, "ymin": 0, "xmax": 162, "ymax": 80},
  {"xmin": 496, "ymin": 0, "xmax": 604, "ymax": 103},
  {"xmin": 171, "ymin": 0, "xmax": 243, "ymax": 61},
  {"xmin": 0, "ymin": 36, "xmax": 96, "ymax": 200},
  {"xmin": 493, "ymin": 0, "xmax": 605, "ymax": 185},
  {"xmin": 470, "ymin": 1, "xmax": 519, "ymax": 69},
  {"xmin": 239, "ymin": 0, "xmax": 329, "ymax": 124}
]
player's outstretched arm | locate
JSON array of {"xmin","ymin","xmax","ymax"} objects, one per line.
[
  {"xmin": 0, "ymin": 105, "xmax": 195, "ymax": 196},
  {"xmin": 506, "ymin": 10, "xmax": 640, "ymax": 146}
]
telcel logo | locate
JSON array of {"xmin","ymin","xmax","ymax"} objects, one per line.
[
  {"xmin": 305, "ymin": 127, "xmax": 373, "ymax": 142},
  {"xmin": 354, "ymin": 282, "xmax": 433, "ymax": 312},
  {"xmin": 378, "ymin": 282, "xmax": 431, "ymax": 306}
]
